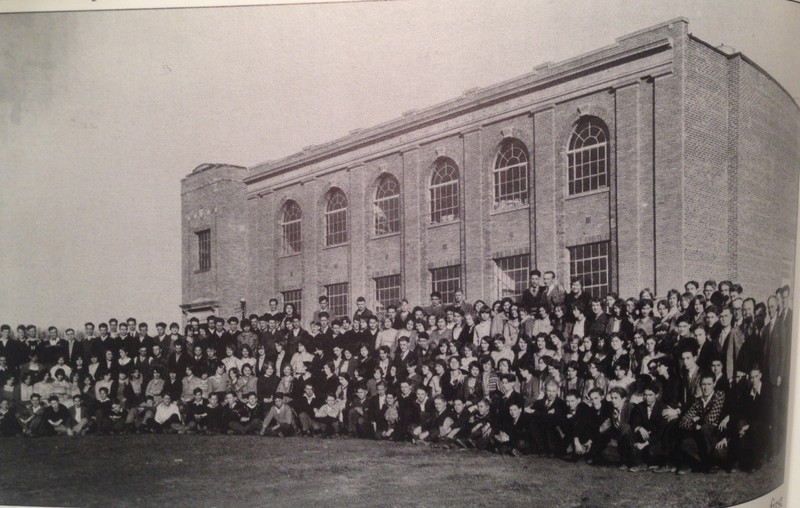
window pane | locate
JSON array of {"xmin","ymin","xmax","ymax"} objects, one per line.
[
  {"xmin": 197, "ymin": 229, "xmax": 211, "ymax": 271},
  {"xmin": 374, "ymin": 175, "xmax": 401, "ymax": 236},
  {"xmin": 282, "ymin": 202, "xmax": 302, "ymax": 255},
  {"xmin": 568, "ymin": 241, "xmax": 611, "ymax": 298},
  {"xmin": 325, "ymin": 283, "xmax": 349, "ymax": 320},
  {"xmin": 375, "ymin": 275, "xmax": 402, "ymax": 313},
  {"xmin": 325, "ymin": 191, "xmax": 348, "ymax": 246},
  {"xmin": 282, "ymin": 289, "xmax": 302, "ymax": 318},
  {"xmin": 493, "ymin": 140, "xmax": 529, "ymax": 207},
  {"xmin": 430, "ymin": 266, "xmax": 461, "ymax": 305},
  {"xmin": 494, "ymin": 255, "xmax": 530, "ymax": 301},
  {"xmin": 567, "ymin": 118, "xmax": 609, "ymax": 196},
  {"xmin": 430, "ymin": 160, "xmax": 460, "ymax": 223}
]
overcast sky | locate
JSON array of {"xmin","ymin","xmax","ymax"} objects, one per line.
[{"xmin": 1, "ymin": 0, "xmax": 798, "ymax": 329}]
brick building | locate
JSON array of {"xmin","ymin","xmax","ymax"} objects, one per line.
[{"xmin": 181, "ymin": 18, "xmax": 800, "ymax": 322}]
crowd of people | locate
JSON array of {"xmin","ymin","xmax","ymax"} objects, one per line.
[{"xmin": 0, "ymin": 271, "xmax": 792, "ymax": 475}]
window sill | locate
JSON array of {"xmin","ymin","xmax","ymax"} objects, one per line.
[
  {"xmin": 428, "ymin": 219, "xmax": 460, "ymax": 230},
  {"xmin": 490, "ymin": 203, "xmax": 530, "ymax": 216},
  {"xmin": 194, "ymin": 269, "xmax": 211, "ymax": 274},
  {"xmin": 564, "ymin": 187, "xmax": 609, "ymax": 201},
  {"xmin": 322, "ymin": 242, "xmax": 349, "ymax": 251},
  {"xmin": 372, "ymin": 232, "xmax": 401, "ymax": 241},
  {"xmin": 279, "ymin": 252, "xmax": 302, "ymax": 259}
]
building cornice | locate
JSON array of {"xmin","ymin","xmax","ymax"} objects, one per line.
[{"xmin": 245, "ymin": 25, "xmax": 680, "ymax": 186}]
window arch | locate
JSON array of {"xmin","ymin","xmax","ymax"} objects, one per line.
[
  {"xmin": 281, "ymin": 200, "xmax": 302, "ymax": 255},
  {"xmin": 429, "ymin": 158, "xmax": 460, "ymax": 223},
  {"xmin": 493, "ymin": 139, "xmax": 529, "ymax": 207},
  {"xmin": 567, "ymin": 117, "xmax": 609, "ymax": 195},
  {"xmin": 325, "ymin": 189, "xmax": 348, "ymax": 246},
  {"xmin": 373, "ymin": 174, "xmax": 400, "ymax": 236}
]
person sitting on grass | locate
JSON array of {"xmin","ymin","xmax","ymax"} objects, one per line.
[
  {"xmin": 676, "ymin": 372, "xmax": 726, "ymax": 474},
  {"xmin": 379, "ymin": 392, "xmax": 401, "ymax": 440},
  {"xmin": 94, "ymin": 387, "xmax": 114, "ymax": 435},
  {"xmin": 293, "ymin": 383, "xmax": 323, "ymax": 436},
  {"xmin": 629, "ymin": 382, "xmax": 668, "ymax": 472},
  {"xmin": 592, "ymin": 386, "xmax": 634, "ymax": 470},
  {"xmin": 409, "ymin": 386, "xmax": 435, "ymax": 444},
  {"xmin": 719, "ymin": 364, "xmax": 771, "ymax": 473},
  {"xmin": 132, "ymin": 396, "xmax": 156, "ymax": 434},
  {"xmin": 529, "ymin": 380, "xmax": 567, "ymax": 456},
  {"xmin": 64, "ymin": 394, "xmax": 89, "ymax": 436},
  {"xmin": 556, "ymin": 389, "xmax": 590, "ymax": 460},
  {"xmin": 494, "ymin": 401, "xmax": 531, "ymax": 456},
  {"xmin": 229, "ymin": 392, "xmax": 264, "ymax": 435},
  {"xmin": 18, "ymin": 393, "xmax": 47, "ymax": 437},
  {"xmin": 345, "ymin": 384, "xmax": 372, "ymax": 438},
  {"xmin": 260, "ymin": 392, "xmax": 297, "ymax": 437},
  {"xmin": 108, "ymin": 399, "xmax": 128, "ymax": 434},
  {"xmin": 574, "ymin": 387, "xmax": 612, "ymax": 463},
  {"xmin": 147, "ymin": 393, "xmax": 184, "ymax": 434},
  {"xmin": 313, "ymin": 393, "xmax": 342, "ymax": 437},
  {"xmin": 415, "ymin": 395, "xmax": 453, "ymax": 445},
  {"xmin": 0, "ymin": 399, "xmax": 23, "ymax": 437},
  {"xmin": 466, "ymin": 398, "xmax": 494, "ymax": 450},
  {"xmin": 43, "ymin": 395, "xmax": 71, "ymax": 436},
  {"xmin": 185, "ymin": 387, "xmax": 209, "ymax": 434},
  {"xmin": 203, "ymin": 393, "xmax": 225, "ymax": 435}
]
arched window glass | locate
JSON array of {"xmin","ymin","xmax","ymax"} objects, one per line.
[
  {"xmin": 281, "ymin": 201, "xmax": 302, "ymax": 255},
  {"xmin": 567, "ymin": 118, "xmax": 608, "ymax": 195},
  {"xmin": 429, "ymin": 159, "xmax": 459, "ymax": 223},
  {"xmin": 325, "ymin": 189, "xmax": 348, "ymax": 246},
  {"xmin": 373, "ymin": 175, "xmax": 401, "ymax": 236},
  {"xmin": 493, "ymin": 139, "xmax": 529, "ymax": 208}
]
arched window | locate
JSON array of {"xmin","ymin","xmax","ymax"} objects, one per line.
[
  {"xmin": 567, "ymin": 117, "xmax": 608, "ymax": 195},
  {"xmin": 325, "ymin": 189, "xmax": 348, "ymax": 246},
  {"xmin": 281, "ymin": 201, "xmax": 302, "ymax": 255},
  {"xmin": 429, "ymin": 158, "xmax": 459, "ymax": 223},
  {"xmin": 373, "ymin": 174, "xmax": 401, "ymax": 236},
  {"xmin": 493, "ymin": 139, "xmax": 529, "ymax": 207}
]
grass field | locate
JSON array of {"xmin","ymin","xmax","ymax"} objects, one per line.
[{"xmin": 0, "ymin": 435, "xmax": 783, "ymax": 507}]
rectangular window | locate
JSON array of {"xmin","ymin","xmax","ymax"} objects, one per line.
[
  {"xmin": 494, "ymin": 255, "xmax": 530, "ymax": 301},
  {"xmin": 282, "ymin": 218, "xmax": 302, "ymax": 255},
  {"xmin": 374, "ymin": 195, "xmax": 400, "ymax": 236},
  {"xmin": 325, "ymin": 209, "xmax": 348, "ymax": 246},
  {"xmin": 430, "ymin": 265, "xmax": 461, "ymax": 305},
  {"xmin": 375, "ymin": 275, "xmax": 402, "ymax": 313},
  {"xmin": 430, "ymin": 181, "xmax": 459, "ymax": 223},
  {"xmin": 569, "ymin": 242, "xmax": 610, "ymax": 298},
  {"xmin": 567, "ymin": 145, "xmax": 607, "ymax": 195},
  {"xmin": 325, "ymin": 283, "xmax": 349, "ymax": 320},
  {"xmin": 196, "ymin": 229, "xmax": 211, "ymax": 272},
  {"xmin": 282, "ymin": 289, "xmax": 302, "ymax": 318}
]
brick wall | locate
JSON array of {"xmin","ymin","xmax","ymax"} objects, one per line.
[
  {"xmin": 734, "ymin": 57, "xmax": 800, "ymax": 299},
  {"xmin": 181, "ymin": 164, "xmax": 248, "ymax": 321},
  {"xmin": 682, "ymin": 37, "xmax": 730, "ymax": 290},
  {"xmin": 181, "ymin": 20, "xmax": 800, "ymax": 320},
  {"xmin": 680, "ymin": 37, "xmax": 800, "ymax": 301}
]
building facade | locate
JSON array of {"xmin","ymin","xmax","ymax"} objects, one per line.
[{"xmin": 181, "ymin": 18, "xmax": 800, "ymax": 322}]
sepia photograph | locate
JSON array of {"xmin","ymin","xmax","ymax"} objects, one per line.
[{"xmin": 1, "ymin": 0, "xmax": 799, "ymax": 506}]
